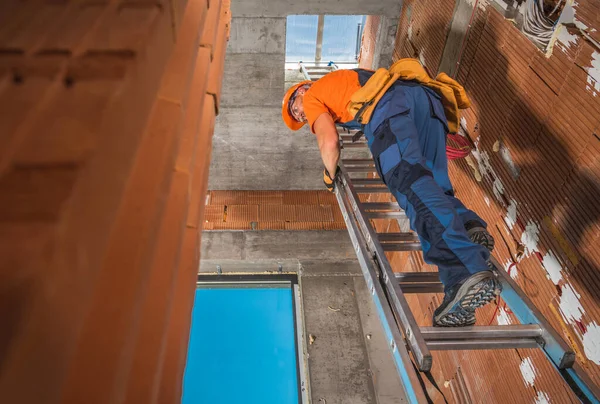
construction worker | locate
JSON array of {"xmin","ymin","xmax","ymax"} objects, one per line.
[{"xmin": 282, "ymin": 59, "xmax": 501, "ymax": 327}]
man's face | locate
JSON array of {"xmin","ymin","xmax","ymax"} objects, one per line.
[{"xmin": 290, "ymin": 86, "xmax": 308, "ymax": 123}]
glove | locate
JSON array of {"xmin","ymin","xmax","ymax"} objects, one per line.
[{"xmin": 323, "ymin": 166, "xmax": 340, "ymax": 192}]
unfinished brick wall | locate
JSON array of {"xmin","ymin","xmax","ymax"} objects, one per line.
[
  {"xmin": 358, "ymin": 16, "xmax": 381, "ymax": 69},
  {"xmin": 0, "ymin": 1, "xmax": 230, "ymax": 402},
  {"xmin": 392, "ymin": 0, "xmax": 456, "ymax": 73},
  {"xmin": 388, "ymin": 0, "xmax": 600, "ymax": 401},
  {"xmin": 203, "ymin": 190, "xmax": 346, "ymax": 230}
]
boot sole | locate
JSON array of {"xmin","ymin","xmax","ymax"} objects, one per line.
[
  {"xmin": 433, "ymin": 271, "xmax": 502, "ymax": 327},
  {"xmin": 468, "ymin": 227, "xmax": 495, "ymax": 252}
]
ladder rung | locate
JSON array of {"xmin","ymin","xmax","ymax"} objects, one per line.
[
  {"xmin": 399, "ymin": 282, "xmax": 443, "ymax": 293},
  {"xmin": 421, "ymin": 325, "xmax": 544, "ymax": 340},
  {"xmin": 426, "ymin": 338, "xmax": 539, "ymax": 350},
  {"xmin": 345, "ymin": 166, "xmax": 378, "ymax": 173},
  {"xmin": 366, "ymin": 211, "xmax": 406, "ymax": 219},
  {"xmin": 339, "ymin": 135, "xmax": 361, "ymax": 141},
  {"xmin": 341, "ymin": 159, "xmax": 374, "ymax": 166},
  {"xmin": 377, "ymin": 232, "xmax": 418, "ymax": 242},
  {"xmin": 352, "ymin": 178, "xmax": 384, "ymax": 186},
  {"xmin": 382, "ymin": 243, "xmax": 422, "ymax": 251},
  {"xmin": 363, "ymin": 202, "xmax": 400, "ymax": 210},
  {"xmin": 422, "ymin": 325, "xmax": 544, "ymax": 350},
  {"xmin": 341, "ymin": 142, "xmax": 368, "ymax": 148},
  {"xmin": 354, "ymin": 187, "xmax": 390, "ymax": 193},
  {"xmin": 395, "ymin": 272, "xmax": 440, "ymax": 282}
]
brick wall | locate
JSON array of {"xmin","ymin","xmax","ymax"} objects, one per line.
[
  {"xmin": 358, "ymin": 16, "xmax": 381, "ymax": 69},
  {"xmin": 204, "ymin": 190, "xmax": 346, "ymax": 230},
  {"xmin": 389, "ymin": 0, "xmax": 600, "ymax": 401},
  {"xmin": 0, "ymin": 1, "xmax": 230, "ymax": 402},
  {"xmin": 393, "ymin": 0, "xmax": 457, "ymax": 73}
]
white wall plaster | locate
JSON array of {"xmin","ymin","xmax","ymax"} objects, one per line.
[
  {"xmin": 547, "ymin": 1, "xmax": 587, "ymax": 55},
  {"xmin": 520, "ymin": 221, "xmax": 540, "ymax": 258},
  {"xmin": 503, "ymin": 259, "xmax": 518, "ymax": 280},
  {"xmin": 472, "ymin": 147, "xmax": 506, "ymax": 204},
  {"xmin": 559, "ymin": 283, "xmax": 584, "ymax": 323},
  {"xmin": 418, "ymin": 49, "xmax": 426, "ymax": 66},
  {"xmin": 505, "ymin": 199, "xmax": 517, "ymax": 230},
  {"xmin": 500, "ymin": 143, "xmax": 520, "ymax": 179},
  {"xmin": 534, "ymin": 391, "xmax": 551, "ymax": 404},
  {"xmin": 582, "ymin": 322, "xmax": 600, "ymax": 365},
  {"xmin": 542, "ymin": 250, "xmax": 564, "ymax": 285},
  {"xmin": 497, "ymin": 306, "xmax": 512, "ymax": 325},
  {"xmin": 520, "ymin": 357, "xmax": 537, "ymax": 387},
  {"xmin": 586, "ymin": 51, "xmax": 600, "ymax": 95},
  {"xmin": 555, "ymin": 24, "xmax": 579, "ymax": 50},
  {"xmin": 493, "ymin": 178, "xmax": 505, "ymax": 203}
]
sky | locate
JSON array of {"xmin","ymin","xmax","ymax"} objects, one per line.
[{"xmin": 286, "ymin": 15, "xmax": 367, "ymax": 63}]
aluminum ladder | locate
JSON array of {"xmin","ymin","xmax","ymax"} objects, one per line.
[
  {"xmin": 299, "ymin": 61, "xmax": 339, "ymax": 81},
  {"xmin": 334, "ymin": 129, "xmax": 600, "ymax": 403}
]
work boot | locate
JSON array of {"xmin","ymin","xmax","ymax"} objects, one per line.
[
  {"xmin": 433, "ymin": 271, "xmax": 502, "ymax": 327},
  {"xmin": 465, "ymin": 220, "xmax": 495, "ymax": 252}
]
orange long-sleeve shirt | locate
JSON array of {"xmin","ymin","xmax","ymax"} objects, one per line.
[{"xmin": 302, "ymin": 69, "xmax": 363, "ymax": 133}]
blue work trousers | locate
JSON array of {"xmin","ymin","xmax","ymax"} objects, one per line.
[{"xmin": 363, "ymin": 82, "xmax": 489, "ymax": 290}]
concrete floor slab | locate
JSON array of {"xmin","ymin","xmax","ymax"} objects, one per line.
[
  {"xmin": 301, "ymin": 275, "xmax": 376, "ymax": 404},
  {"xmin": 353, "ymin": 277, "xmax": 408, "ymax": 404},
  {"xmin": 300, "ymin": 259, "xmax": 362, "ymax": 276}
]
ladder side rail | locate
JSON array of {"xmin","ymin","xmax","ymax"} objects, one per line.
[
  {"xmin": 298, "ymin": 62, "xmax": 311, "ymax": 81},
  {"xmin": 338, "ymin": 164, "xmax": 432, "ymax": 371},
  {"xmin": 562, "ymin": 363, "xmax": 600, "ymax": 404},
  {"xmin": 335, "ymin": 181, "xmax": 428, "ymax": 404},
  {"xmin": 490, "ymin": 256, "xmax": 575, "ymax": 369}
]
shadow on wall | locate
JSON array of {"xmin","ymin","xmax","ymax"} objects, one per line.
[{"xmin": 415, "ymin": 13, "xmax": 600, "ymax": 300}]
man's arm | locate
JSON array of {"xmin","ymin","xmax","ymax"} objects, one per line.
[{"xmin": 313, "ymin": 113, "xmax": 340, "ymax": 177}]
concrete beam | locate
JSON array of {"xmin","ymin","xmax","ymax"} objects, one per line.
[
  {"xmin": 199, "ymin": 258, "xmax": 364, "ymax": 276},
  {"xmin": 231, "ymin": 0, "xmax": 403, "ymax": 18},
  {"xmin": 438, "ymin": 0, "xmax": 476, "ymax": 76},
  {"xmin": 372, "ymin": 16, "xmax": 399, "ymax": 69},
  {"xmin": 201, "ymin": 230, "xmax": 359, "ymax": 261},
  {"xmin": 199, "ymin": 259, "xmax": 302, "ymax": 273}
]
